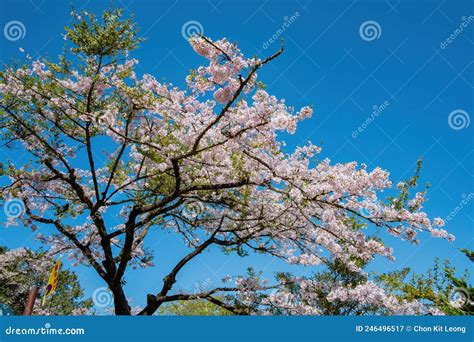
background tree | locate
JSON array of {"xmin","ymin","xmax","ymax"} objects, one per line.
[
  {"xmin": 378, "ymin": 249, "xmax": 473, "ymax": 315},
  {"xmin": 0, "ymin": 246, "xmax": 92, "ymax": 315},
  {"xmin": 158, "ymin": 298, "xmax": 233, "ymax": 316},
  {"xmin": 0, "ymin": 9, "xmax": 453, "ymax": 315}
]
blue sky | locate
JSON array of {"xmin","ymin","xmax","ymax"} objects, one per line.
[{"xmin": 0, "ymin": 0, "xmax": 473, "ymax": 311}]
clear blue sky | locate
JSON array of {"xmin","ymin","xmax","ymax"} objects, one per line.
[{"xmin": 0, "ymin": 0, "xmax": 472, "ymax": 311}]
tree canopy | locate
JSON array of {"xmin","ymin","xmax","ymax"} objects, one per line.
[{"xmin": 0, "ymin": 9, "xmax": 454, "ymax": 315}]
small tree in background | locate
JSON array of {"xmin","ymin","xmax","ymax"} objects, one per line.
[
  {"xmin": 0, "ymin": 9, "xmax": 454, "ymax": 315},
  {"xmin": 0, "ymin": 246, "xmax": 92, "ymax": 315},
  {"xmin": 158, "ymin": 298, "xmax": 233, "ymax": 316},
  {"xmin": 378, "ymin": 249, "xmax": 473, "ymax": 315}
]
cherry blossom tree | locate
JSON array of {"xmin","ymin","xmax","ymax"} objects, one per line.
[{"xmin": 0, "ymin": 9, "xmax": 453, "ymax": 315}]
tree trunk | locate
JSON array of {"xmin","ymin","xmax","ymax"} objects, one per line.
[{"xmin": 112, "ymin": 285, "xmax": 131, "ymax": 315}]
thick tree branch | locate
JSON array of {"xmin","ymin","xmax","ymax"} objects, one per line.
[{"xmin": 139, "ymin": 218, "xmax": 225, "ymax": 315}]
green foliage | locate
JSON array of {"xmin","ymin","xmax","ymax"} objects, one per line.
[
  {"xmin": 42, "ymin": 264, "xmax": 94, "ymax": 315},
  {"xmin": 158, "ymin": 299, "xmax": 233, "ymax": 316},
  {"xmin": 378, "ymin": 249, "xmax": 473, "ymax": 315},
  {"xmin": 460, "ymin": 249, "xmax": 474, "ymax": 262},
  {"xmin": 65, "ymin": 8, "xmax": 143, "ymax": 58},
  {"xmin": 306, "ymin": 260, "xmax": 375, "ymax": 315},
  {"xmin": 0, "ymin": 247, "xmax": 92, "ymax": 315},
  {"xmin": 388, "ymin": 159, "xmax": 429, "ymax": 211},
  {"xmin": 261, "ymin": 260, "xmax": 381, "ymax": 315}
]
